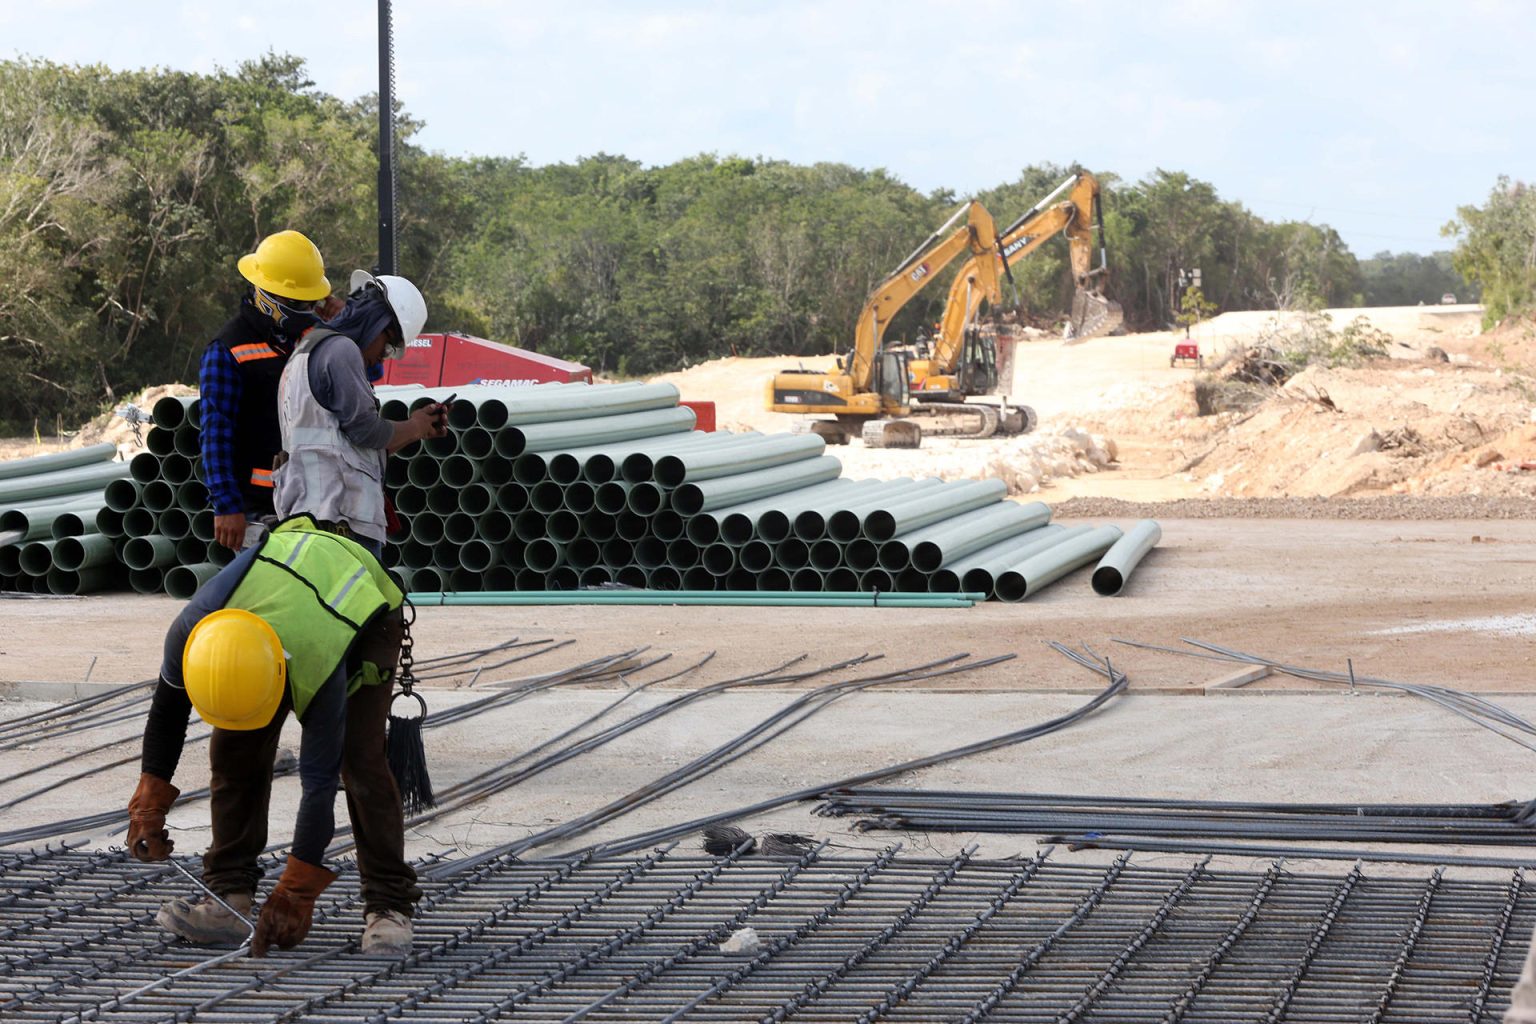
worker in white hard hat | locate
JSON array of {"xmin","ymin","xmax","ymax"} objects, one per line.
[
  {"xmin": 126, "ymin": 514, "xmax": 418, "ymax": 956},
  {"xmin": 272, "ymin": 270, "xmax": 443, "ymax": 556}
]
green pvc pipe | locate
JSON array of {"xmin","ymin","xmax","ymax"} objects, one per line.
[
  {"xmin": 927, "ymin": 524, "xmax": 1075, "ymax": 594},
  {"xmin": 104, "ymin": 478, "xmax": 144, "ymax": 512},
  {"xmin": 151, "ymin": 395, "xmax": 196, "ymax": 429},
  {"xmin": 123, "ymin": 535, "xmax": 180, "ymax": 570},
  {"xmin": 548, "ymin": 510, "xmax": 582, "ymax": 543},
  {"xmin": 427, "ymin": 484, "xmax": 460, "ymax": 516},
  {"xmin": 155, "ymin": 508, "xmax": 192, "ymax": 540},
  {"xmin": 129, "ymin": 567, "xmax": 164, "ymax": 594},
  {"xmin": 19, "ymin": 539, "xmax": 56, "ymax": 575},
  {"xmin": 457, "ymin": 539, "xmax": 501, "ymax": 572},
  {"xmin": 473, "ymin": 381, "xmax": 679, "ymax": 429},
  {"xmin": 177, "ymin": 480, "xmax": 208, "ymax": 510},
  {"xmin": 619, "ymin": 430, "xmax": 769, "ymax": 484},
  {"xmin": 0, "ymin": 547, "xmax": 25, "ymax": 578},
  {"xmin": 715, "ymin": 477, "xmax": 872, "ymax": 544},
  {"xmin": 395, "ymin": 485, "xmax": 428, "ymax": 515},
  {"xmin": 670, "ymin": 455, "xmax": 843, "ymax": 517},
  {"xmin": 96, "ymin": 507, "xmax": 126, "ymax": 539},
  {"xmin": 443, "ymin": 512, "xmax": 479, "ymax": 545},
  {"xmin": 206, "ymin": 541, "xmax": 236, "ymax": 567},
  {"xmin": 1, "ymin": 494, "xmax": 109, "ymax": 541},
  {"xmin": 130, "ymin": 452, "xmax": 161, "ymax": 484},
  {"xmin": 995, "ymin": 524, "xmax": 1124, "ymax": 602},
  {"xmin": 824, "ymin": 478, "xmax": 946, "ymax": 542},
  {"xmin": 173, "ymin": 426, "xmax": 200, "ymax": 457},
  {"xmin": 0, "ymin": 443, "xmax": 116, "ymax": 481},
  {"xmin": 142, "ymin": 480, "xmax": 176, "ymax": 513},
  {"xmin": 0, "ymin": 461, "xmax": 127, "ymax": 505},
  {"xmin": 497, "ymin": 406, "xmax": 697, "ymax": 459},
  {"xmin": 47, "ymin": 565, "xmax": 119, "ymax": 595},
  {"xmin": 191, "ymin": 509, "xmax": 215, "ymax": 542},
  {"xmin": 409, "ymin": 589, "xmax": 981, "ymax": 605},
  {"xmin": 165, "ymin": 562, "xmax": 221, "ymax": 599},
  {"xmin": 53, "ymin": 533, "xmax": 117, "ymax": 571},
  {"xmin": 406, "ymin": 591, "xmax": 973, "ymax": 607},
  {"xmin": 121, "ymin": 507, "xmax": 155, "ymax": 538},
  {"xmin": 544, "ymin": 430, "xmax": 716, "ymax": 485},
  {"xmin": 861, "ymin": 479, "xmax": 1008, "ymax": 543},
  {"xmin": 177, "ymin": 535, "xmax": 207, "ymax": 564},
  {"xmin": 902, "ymin": 500, "xmax": 1052, "ymax": 573},
  {"xmin": 160, "ymin": 453, "xmax": 194, "ymax": 485},
  {"xmin": 1092, "ymin": 518, "xmax": 1162, "ymax": 596},
  {"xmin": 653, "ymin": 433, "xmax": 825, "ymax": 488},
  {"xmin": 146, "ymin": 427, "xmax": 175, "ymax": 457}
]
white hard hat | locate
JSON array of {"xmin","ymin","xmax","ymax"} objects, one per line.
[{"xmin": 349, "ymin": 269, "xmax": 428, "ymax": 357}]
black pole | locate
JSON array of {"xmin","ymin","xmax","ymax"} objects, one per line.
[{"xmin": 376, "ymin": 0, "xmax": 397, "ymax": 275}]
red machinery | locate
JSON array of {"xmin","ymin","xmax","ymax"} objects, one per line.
[
  {"xmin": 1170, "ymin": 341, "xmax": 1203, "ymax": 368},
  {"xmin": 378, "ymin": 331, "xmax": 715, "ymax": 430},
  {"xmin": 379, "ymin": 331, "xmax": 593, "ymax": 387}
]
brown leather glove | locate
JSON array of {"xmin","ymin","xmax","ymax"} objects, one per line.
[
  {"xmin": 252, "ymin": 855, "xmax": 337, "ymax": 957},
  {"xmin": 126, "ymin": 772, "xmax": 180, "ymax": 862}
]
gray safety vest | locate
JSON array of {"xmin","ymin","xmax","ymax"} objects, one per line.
[{"xmin": 272, "ymin": 329, "xmax": 389, "ymax": 544}]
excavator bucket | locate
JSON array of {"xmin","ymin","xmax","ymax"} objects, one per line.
[{"xmin": 1067, "ymin": 285, "xmax": 1123, "ymax": 342}]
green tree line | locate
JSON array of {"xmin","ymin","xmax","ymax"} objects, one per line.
[{"xmin": 0, "ymin": 56, "xmax": 1492, "ymax": 431}]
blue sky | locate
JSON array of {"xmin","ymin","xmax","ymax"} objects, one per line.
[{"xmin": 6, "ymin": 0, "xmax": 1532, "ymax": 256}]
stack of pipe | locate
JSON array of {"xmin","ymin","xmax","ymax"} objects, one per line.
[
  {"xmin": 92, "ymin": 395, "xmax": 227, "ymax": 598},
  {"xmin": 377, "ymin": 384, "xmax": 1160, "ymax": 601},
  {"xmin": 0, "ymin": 382, "xmax": 1163, "ymax": 602},
  {"xmin": 0, "ymin": 443, "xmax": 128, "ymax": 595}
]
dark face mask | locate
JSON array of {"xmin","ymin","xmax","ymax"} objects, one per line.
[{"xmin": 252, "ymin": 287, "xmax": 321, "ymax": 340}]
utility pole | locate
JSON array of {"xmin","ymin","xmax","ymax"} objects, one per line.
[{"xmin": 376, "ymin": 0, "xmax": 397, "ymax": 275}]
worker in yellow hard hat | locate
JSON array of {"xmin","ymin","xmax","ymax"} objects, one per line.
[
  {"xmin": 201, "ymin": 231, "xmax": 345, "ymax": 555},
  {"xmin": 126, "ymin": 513, "xmax": 420, "ymax": 957}
]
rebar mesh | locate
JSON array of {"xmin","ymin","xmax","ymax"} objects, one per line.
[{"xmin": 2, "ymin": 847, "xmax": 1527, "ymax": 1022}]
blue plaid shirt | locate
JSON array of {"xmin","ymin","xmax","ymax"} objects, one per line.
[{"xmin": 197, "ymin": 342, "xmax": 245, "ymax": 516}]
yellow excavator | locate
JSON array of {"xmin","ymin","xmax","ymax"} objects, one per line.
[
  {"xmin": 907, "ymin": 172, "xmax": 1122, "ymax": 422},
  {"xmin": 765, "ymin": 200, "xmax": 1017, "ymax": 447}
]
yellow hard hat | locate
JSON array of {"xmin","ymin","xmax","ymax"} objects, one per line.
[
  {"xmin": 183, "ymin": 609, "xmax": 287, "ymax": 731},
  {"xmin": 237, "ymin": 230, "xmax": 331, "ymax": 301}
]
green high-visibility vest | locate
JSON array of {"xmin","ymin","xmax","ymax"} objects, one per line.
[{"xmin": 228, "ymin": 515, "xmax": 403, "ymax": 719}]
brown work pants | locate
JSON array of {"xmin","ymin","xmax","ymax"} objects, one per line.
[{"xmin": 201, "ymin": 676, "xmax": 421, "ymax": 917}]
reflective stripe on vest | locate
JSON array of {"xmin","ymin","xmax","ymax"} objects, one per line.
[
  {"xmin": 250, "ymin": 467, "xmax": 274, "ymax": 488},
  {"xmin": 228, "ymin": 517, "xmax": 401, "ymax": 719},
  {"xmin": 230, "ymin": 342, "xmax": 282, "ymax": 363}
]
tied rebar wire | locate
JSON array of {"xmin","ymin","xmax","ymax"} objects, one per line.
[{"xmin": 4, "ymin": 848, "xmax": 1535, "ymax": 1021}]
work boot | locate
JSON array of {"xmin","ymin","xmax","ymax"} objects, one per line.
[
  {"xmin": 360, "ymin": 909, "xmax": 413, "ymax": 955},
  {"xmin": 155, "ymin": 891, "xmax": 252, "ymax": 947}
]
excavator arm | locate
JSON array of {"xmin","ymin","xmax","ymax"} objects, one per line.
[
  {"xmin": 925, "ymin": 173, "xmax": 1121, "ymax": 381},
  {"xmin": 847, "ymin": 200, "xmax": 1001, "ymax": 392}
]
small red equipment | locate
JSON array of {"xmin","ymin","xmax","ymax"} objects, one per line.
[{"xmin": 1170, "ymin": 342, "xmax": 1203, "ymax": 368}]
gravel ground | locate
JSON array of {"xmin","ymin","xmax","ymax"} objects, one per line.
[{"xmin": 1055, "ymin": 494, "xmax": 1536, "ymax": 520}]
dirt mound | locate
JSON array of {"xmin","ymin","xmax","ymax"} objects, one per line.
[{"xmin": 70, "ymin": 383, "xmax": 196, "ymax": 455}]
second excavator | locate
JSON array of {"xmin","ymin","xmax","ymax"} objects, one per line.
[
  {"xmin": 766, "ymin": 173, "xmax": 1120, "ymax": 448},
  {"xmin": 905, "ymin": 171, "xmax": 1122, "ymax": 424}
]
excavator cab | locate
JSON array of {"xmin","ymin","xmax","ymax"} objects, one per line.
[
  {"xmin": 875, "ymin": 349, "xmax": 911, "ymax": 409},
  {"xmin": 955, "ymin": 327, "xmax": 998, "ymax": 395},
  {"xmin": 861, "ymin": 349, "xmax": 922, "ymax": 448}
]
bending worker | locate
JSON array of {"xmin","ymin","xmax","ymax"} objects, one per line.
[
  {"xmin": 201, "ymin": 231, "xmax": 342, "ymax": 552},
  {"xmin": 125, "ymin": 511, "xmax": 436, "ymax": 957},
  {"xmin": 273, "ymin": 270, "xmax": 437, "ymax": 554}
]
